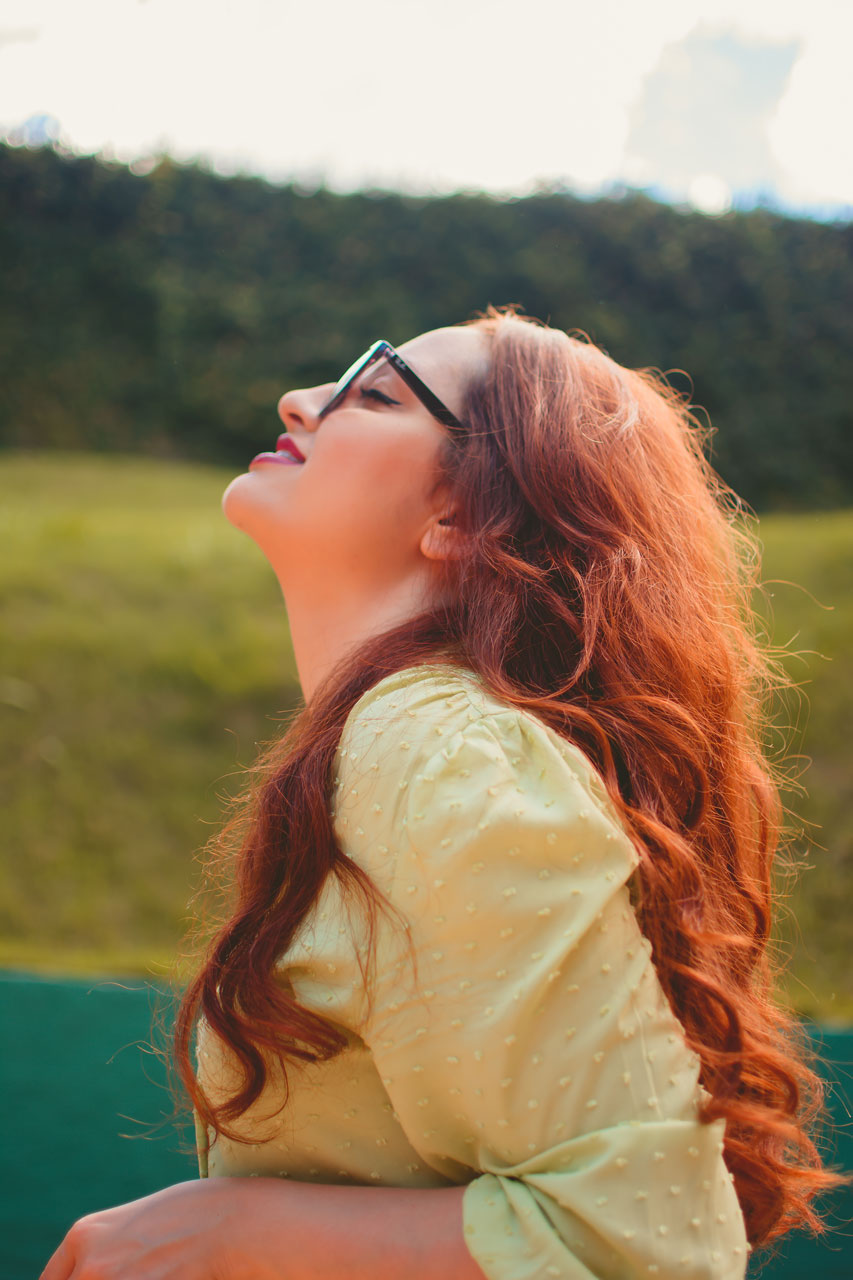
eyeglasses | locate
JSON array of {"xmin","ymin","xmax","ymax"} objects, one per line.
[{"xmin": 317, "ymin": 339, "xmax": 466, "ymax": 435}]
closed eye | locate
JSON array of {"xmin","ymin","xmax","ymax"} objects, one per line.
[{"xmin": 360, "ymin": 387, "xmax": 400, "ymax": 407}]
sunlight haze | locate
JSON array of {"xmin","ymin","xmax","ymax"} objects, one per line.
[{"xmin": 1, "ymin": 0, "xmax": 850, "ymax": 214}]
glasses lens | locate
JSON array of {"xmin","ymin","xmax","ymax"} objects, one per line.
[{"xmin": 318, "ymin": 342, "xmax": 389, "ymax": 418}]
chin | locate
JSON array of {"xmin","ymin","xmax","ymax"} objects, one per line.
[{"xmin": 221, "ymin": 471, "xmax": 256, "ymax": 529}]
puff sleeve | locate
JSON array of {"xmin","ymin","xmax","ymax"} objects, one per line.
[{"xmin": 338, "ymin": 696, "xmax": 749, "ymax": 1280}]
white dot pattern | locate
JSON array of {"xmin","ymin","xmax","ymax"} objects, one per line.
[{"xmin": 194, "ymin": 664, "xmax": 748, "ymax": 1279}]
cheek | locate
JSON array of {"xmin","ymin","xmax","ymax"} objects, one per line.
[{"xmin": 308, "ymin": 436, "xmax": 435, "ymax": 529}]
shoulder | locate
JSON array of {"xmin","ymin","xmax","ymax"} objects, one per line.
[
  {"xmin": 335, "ymin": 661, "xmax": 612, "ymax": 802},
  {"xmin": 332, "ymin": 663, "xmax": 638, "ymax": 889},
  {"xmin": 333, "ymin": 661, "xmax": 484, "ymax": 769}
]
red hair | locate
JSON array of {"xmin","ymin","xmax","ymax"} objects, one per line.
[{"xmin": 174, "ymin": 306, "xmax": 846, "ymax": 1249}]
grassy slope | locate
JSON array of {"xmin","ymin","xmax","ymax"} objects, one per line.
[
  {"xmin": 1, "ymin": 453, "xmax": 850, "ymax": 1017},
  {"xmin": 754, "ymin": 510, "xmax": 853, "ymax": 1020},
  {"xmin": 0, "ymin": 452, "xmax": 301, "ymax": 977}
]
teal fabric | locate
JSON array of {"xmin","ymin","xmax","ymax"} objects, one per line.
[{"xmin": 3, "ymin": 977, "xmax": 848, "ymax": 1279}]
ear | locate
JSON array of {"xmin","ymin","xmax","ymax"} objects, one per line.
[{"xmin": 420, "ymin": 513, "xmax": 470, "ymax": 562}]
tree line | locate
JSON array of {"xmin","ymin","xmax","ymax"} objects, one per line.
[{"xmin": 1, "ymin": 141, "xmax": 851, "ymax": 509}]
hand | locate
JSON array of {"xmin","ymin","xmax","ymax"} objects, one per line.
[
  {"xmin": 40, "ymin": 1178, "xmax": 261, "ymax": 1280},
  {"xmin": 41, "ymin": 1175, "xmax": 480, "ymax": 1280}
]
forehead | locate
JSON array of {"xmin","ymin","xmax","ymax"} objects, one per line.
[{"xmin": 395, "ymin": 326, "xmax": 490, "ymax": 414}]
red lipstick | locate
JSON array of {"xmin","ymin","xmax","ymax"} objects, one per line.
[
  {"xmin": 249, "ymin": 434, "xmax": 306, "ymax": 469},
  {"xmin": 275, "ymin": 434, "xmax": 306, "ymax": 462}
]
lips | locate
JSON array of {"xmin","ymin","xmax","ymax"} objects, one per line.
[
  {"xmin": 275, "ymin": 434, "xmax": 306, "ymax": 462},
  {"xmin": 248, "ymin": 432, "xmax": 307, "ymax": 471}
]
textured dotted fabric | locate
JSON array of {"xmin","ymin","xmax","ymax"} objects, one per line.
[{"xmin": 195, "ymin": 663, "xmax": 749, "ymax": 1279}]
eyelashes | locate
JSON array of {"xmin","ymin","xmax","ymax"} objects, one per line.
[{"xmin": 359, "ymin": 387, "xmax": 400, "ymax": 407}]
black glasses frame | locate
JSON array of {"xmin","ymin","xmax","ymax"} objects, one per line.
[{"xmin": 317, "ymin": 339, "xmax": 466, "ymax": 435}]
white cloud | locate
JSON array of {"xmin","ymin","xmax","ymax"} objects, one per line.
[{"xmin": 622, "ymin": 24, "xmax": 800, "ymax": 206}]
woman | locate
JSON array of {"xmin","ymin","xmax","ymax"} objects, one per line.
[{"xmin": 43, "ymin": 308, "xmax": 843, "ymax": 1279}]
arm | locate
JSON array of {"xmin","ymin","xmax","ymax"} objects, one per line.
[
  {"xmin": 351, "ymin": 704, "xmax": 749, "ymax": 1280},
  {"xmin": 41, "ymin": 1178, "xmax": 487, "ymax": 1280}
]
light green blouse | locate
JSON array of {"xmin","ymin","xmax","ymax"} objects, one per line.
[{"xmin": 195, "ymin": 663, "xmax": 749, "ymax": 1279}]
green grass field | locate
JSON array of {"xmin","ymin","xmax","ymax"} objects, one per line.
[{"xmin": 2, "ymin": 452, "xmax": 851, "ymax": 1018}]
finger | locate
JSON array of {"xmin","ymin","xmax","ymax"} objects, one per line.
[{"xmin": 39, "ymin": 1232, "xmax": 75, "ymax": 1280}]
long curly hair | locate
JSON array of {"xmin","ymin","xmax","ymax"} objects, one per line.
[{"xmin": 174, "ymin": 305, "xmax": 845, "ymax": 1248}]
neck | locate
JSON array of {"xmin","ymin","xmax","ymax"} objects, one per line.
[{"xmin": 277, "ymin": 565, "xmax": 440, "ymax": 705}]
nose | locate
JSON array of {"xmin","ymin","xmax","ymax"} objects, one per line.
[{"xmin": 277, "ymin": 384, "xmax": 331, "ymax": 433}]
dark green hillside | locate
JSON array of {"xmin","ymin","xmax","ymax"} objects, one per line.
[{"xmin": 1, "ymin": 142, "xmax": 850, "ymax": 508}]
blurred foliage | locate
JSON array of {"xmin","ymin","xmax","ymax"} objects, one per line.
[
  {"xmin": 1, "ymin": 143, "xmax": 851, "ymax": 509},
  {"xmin": 0, "ymin": 454, "xmax": 850, "ymax": 1015}
]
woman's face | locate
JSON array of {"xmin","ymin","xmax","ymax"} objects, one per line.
[{"xmin": 222, "ymin": 325, "xmax": 489, "ymax": 598}]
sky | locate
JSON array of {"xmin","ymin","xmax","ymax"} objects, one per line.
[{"xmin": 1, "ymin": 0, "xmax": 851, "ymax": 218}]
